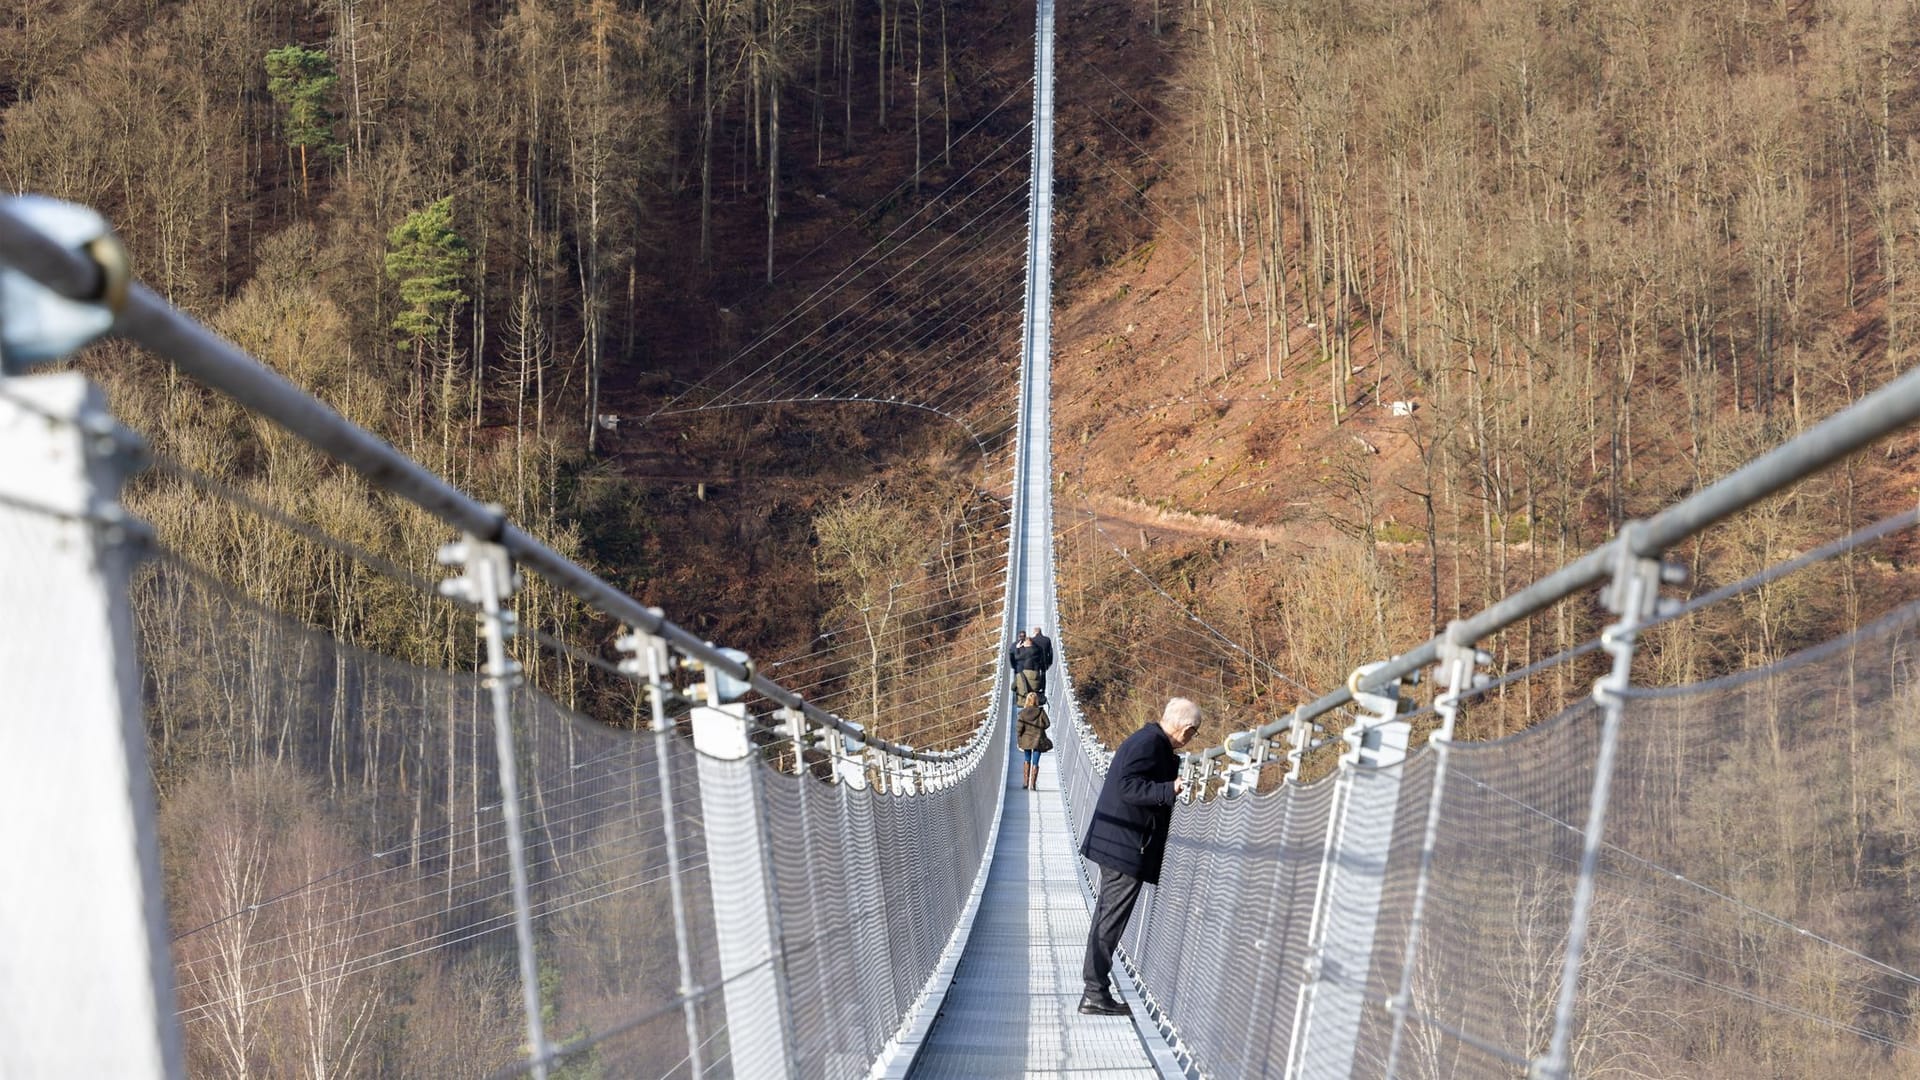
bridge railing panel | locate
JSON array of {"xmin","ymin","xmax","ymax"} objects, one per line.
[
  {"xmin": 1356, "ymin": 702, "xmax": 1603, "ymax": 1077},
  {"xmin": 759, "ymin": 697, "xmax": 1006, "ymax": 1080}
]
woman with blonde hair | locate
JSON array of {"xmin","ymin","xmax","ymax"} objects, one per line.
[{"xmin": 1015, "ymin": 690, "xmax": 1052, "ymax": 791}]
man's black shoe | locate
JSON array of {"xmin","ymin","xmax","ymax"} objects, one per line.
[{"xmin": 1077, "ymin": 993, "xmax": 1131, "ymax": 1016}]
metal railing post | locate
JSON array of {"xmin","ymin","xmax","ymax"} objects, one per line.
[
  {"xmin": 1288, "ymin": 661, "xmax": 1411, "ymax": 1079},
  {"xmin": 0, "ymin": 373, "xmax": 182, "ymax": 1079},
  {"xmin": 1533, "ymin": 525, "xmax": 1679, "ymax": 1079},
  {"xmin": 689, "ymin": 663, "xmax": 796, "ymax": 1079},
  {"xmin": 615, "ymin": 626, "xmax": 705, "ymax": 1077},
  {"xmin": 439, "ymin": 535, "xmax": 548, "ymax": 1078},
  {"xmin": 776, "ymin": 702, "xmax": 807, "ymax": 777},
  {"xmin": 1383, "ymin": 627, "xmax": 1488, "ymax": 1076},
  {"xmin": 1285, "ymin": 704, "xmax": 1313, "ymax": 782}
]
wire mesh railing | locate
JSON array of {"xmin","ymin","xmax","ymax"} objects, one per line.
[{"xmin": 1054, "ymin": 517, "xmax": 1920, "ymax": 1078}]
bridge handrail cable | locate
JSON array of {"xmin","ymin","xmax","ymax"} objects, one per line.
[
  {"xmin": 1199, "ymin": 360, "xmax": 1920, "ymax": 766},
  {"xmin": 0, "ymin": 198, "xmax": 975, "ymax": 766}
]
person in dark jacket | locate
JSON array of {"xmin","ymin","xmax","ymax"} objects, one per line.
[
  {"xmin": 1076, "ymin": 697, "xmax": 1201, "ymax": 1016},
  {"xmin": 1009, "ymin": 632, "xmax": 1043, "ymax": 699},
  {"xmin": 1015, "ymin": 691, "xmax": 1051, "ymax": 791},
  {"xmin": 1028, "ymin": 626, "xmax": 1054, "ymax": 676}
]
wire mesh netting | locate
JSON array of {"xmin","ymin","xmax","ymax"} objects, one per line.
[
  {"xmin": 1352, "ymin": 705, "xmax": 1602, "ymax": 1078},
  {"xmin": 761, "ymin": 691, "xmax": 1006, "ymax": 1080},
  {"xmin": 1063, "ymin": 596, "xmax": 1920, "ymax": 1079},
  {"xmin": 142, "ymin": 552, "xmax": 721, "ymax": 1076},
  {"xmin": 140, "ymin": 541, "xmax": 1010, "ymax": 1078},
  {"xmin": 1590, "ymin": 600, "xmax": 1920, "ymax": 1075},
  {"xmin": 1377, "ymin": 602, "xmax": 1920, "ymax": 1077}
]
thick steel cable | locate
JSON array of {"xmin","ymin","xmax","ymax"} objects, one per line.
[{"xmin": 678, "ymin": 184, "xmax": 1032, "ymax": 412}]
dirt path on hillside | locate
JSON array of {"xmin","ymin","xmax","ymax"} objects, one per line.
[{"xmin": 980, "ymin": 479, "xmax": 1335, "ymax": 551}]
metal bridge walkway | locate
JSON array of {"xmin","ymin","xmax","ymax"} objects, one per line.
[{"xmin": 905, "ymin": 751, "xmax": 1178, "ymax": 1078}]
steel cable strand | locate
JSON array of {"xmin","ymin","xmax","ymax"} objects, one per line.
[
  {"xmin": 683, "ymin": 178, "xmax": 1034, "ymax": 410},
  {"xmin": 762, "ymin": 523, "xmax": 1011, "ymax": 671},
  {"xmin": 734, "ymin": 78, "xmax": 1043, "ymax": 297},
  {"xmin": 757, "ymin": 579, "xmax": 1011, "ymax": 698},
  {"xmin": 751, "ymin": 501, "xmax": 1012, "ymax": 677},
  {"xmin": 741, "ymin": 225, "xmax": 1028, "ymax": 406},
  {"xmin": 660, "ymin": 130, "xmax": 1035, "ymax": 412},
  {"xmin": 653, "ymin": 95, "xmax": 1037, "ymax": 412},
  {"xmin": 674, "ymin": 267, "xmax": 1028, "ymax": 445},
  {"xmin": 653, "ymin": 272, "xmax": 1027, "ymax": 441},
  {"xmin": 706, "ymin": 184, "xmax": 1031, "ymax": 398},
  {"xmin": 759, "ymin": 594, "xmax": 1008, "ymax": 698}
]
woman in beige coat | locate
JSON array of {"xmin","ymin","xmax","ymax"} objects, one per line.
[{"xmin": 1015, "ymin": 691, "xmax": 1051, "ymax": 790}]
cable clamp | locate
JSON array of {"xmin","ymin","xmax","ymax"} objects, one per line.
[{"xmin": 1, "ymin": 197, "xmax": 129, "ymax": 373}]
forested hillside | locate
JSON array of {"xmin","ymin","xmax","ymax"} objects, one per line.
[
  {"xmin": 19, "ymin": 0, "xmax": 1917, "ymax": 751},
  {"xmin": 3, "ymin": 0, "xmax": 1020, "ymax": 690},
  {"xmin": 1047, "ymin": 0, "xmax": 1920, "ymax": 745}
]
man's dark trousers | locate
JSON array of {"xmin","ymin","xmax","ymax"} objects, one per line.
[{"xmin": 1083, "ymin": 865, "xmax": 1145, "ymax": 997}]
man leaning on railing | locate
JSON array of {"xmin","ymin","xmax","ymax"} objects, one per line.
[{"xmin": 1076, "ymin": 697, "xmax": 1199, "ymax": 1016}]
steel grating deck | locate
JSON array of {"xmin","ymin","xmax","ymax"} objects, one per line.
[{"xmin": 905, "ymin": 750, "xmax": 1178, "ymax": 1078}]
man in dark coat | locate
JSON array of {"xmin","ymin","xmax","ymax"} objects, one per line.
[
  {"xmin": 1010, "ymin": 631, "xmax": 1043, "ymax": 699},
  {"xmin": 1076, "ymin": 697, "xmax": 1201, "ymax": 1016},
  {"xmin": 1028, "ymin": 626, "xmax": 1054, "ymax": 677}
]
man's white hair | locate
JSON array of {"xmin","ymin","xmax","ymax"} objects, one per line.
[
  {"xmin": 1031, "ymin": 625, "xmax": 1044, "ymax": 634},
  {"xmin": 1162, "ymin": 697, "xmax": 1202, "ymax": 730}
]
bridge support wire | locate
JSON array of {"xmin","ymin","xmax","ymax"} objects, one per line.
[
  {"xmin": 1383, "ymin": 631, "xmax": 1489, "ymax": 1076},
  {"xmin": 1534, "ymin": 526, "xmax": 1682, "ymax": 1079},
  {"xmin": 620, "ymin": 627, "xmax": 709, "ymax": 1078},
  {"xmin": 439, "ymin": 535, "xmax": 551, "ymax": 1078}
]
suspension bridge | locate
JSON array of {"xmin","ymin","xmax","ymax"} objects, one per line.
[{"xmin": 9, "ymin": 1, "xmax": 1920, "ymax": 1077}]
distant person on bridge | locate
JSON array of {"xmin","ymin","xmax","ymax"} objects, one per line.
[
  {"xmin": 1009, "ymin": 631, "xmax": 1040, "ymax": 700},
  {"xmin": 1010, "ymin": 626, "xmax": 1053, "ymax": 701},
  {"xmin": 1029, "ymin": 625, "xmax": 1054, "ymax": 677},
  {"xmin": 1076, "ymin": 697, "xmax": 1199, "ymax": 1017},
  {"xmin": 1016, "ymin": 690, "xmax": 1053, "ymax": 791}
]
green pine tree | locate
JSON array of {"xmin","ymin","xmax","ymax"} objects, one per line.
[
  {"xmin": 384, "ymin": 197, "xmax": 472, "ymax": 344},
  {"xmin": 264, "ymin": 45, "xmax": 340, "ymax": 201}
]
